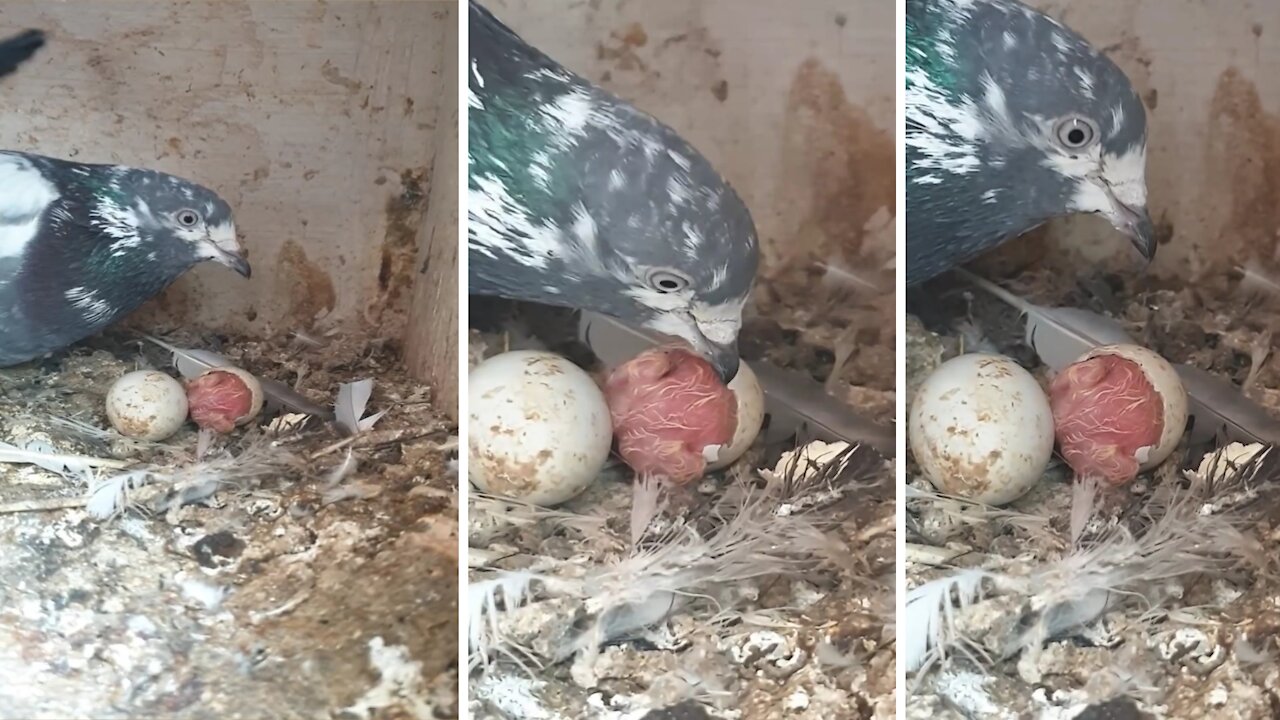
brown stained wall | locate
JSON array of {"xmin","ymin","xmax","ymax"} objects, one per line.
[
  {"xmin": 1023, "ymin": 0, "xmax": 1280, "ymax": 279},
  {"xmin": 0, "ymin": 1, "xmax": 455, "ymax": 335},
  {"xmin": 485, "ymin": 0, "xmax": 896, "ymax": 273}
]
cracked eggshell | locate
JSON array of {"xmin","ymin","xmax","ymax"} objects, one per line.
[
  {"xmin": 106, "ymin": 370, "xmax": 190, "ymax": 441},
  {"xmin": 188, "ymin": 367, "xmax": 264, "ymax": 431},
  {"xmin": 908, "ymin": 353, "xmax": 1054, "ymax": 506},
  {"xmin": 469, "ymin": 350, "xmax": 613, "ymax": 506},
  {"xmin": 705, "ymin": 360, "xmax": 765, "ymax": 471},
  {"xmin": 1069, "ymin": 344, "xmax": 1188, "ymax": 472}
]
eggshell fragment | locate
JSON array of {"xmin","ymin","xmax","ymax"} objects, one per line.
[
  {"xmin": 1050, "ymin": 344, "xmax": 1188, "ymax": 485},
  {"xmin": 186, "ymin": 367, "xmax": 265, "ymax": 433},
  {"xmin": 106, "ymin": 370, "xmax": 190, "ymax": 441},
  {"xmin": 469, "ymin": 351, "xmax": 613, "ymax": 506},
  {"xmin": 908, "ymin": 354, "xmax": 1055, "ymax": 506},
  {"xmin": 604, "ymin": 347, "xmax": 738, "ymax": 484},
  {"xmin": 706, "ymin": 361, "xmax": 765, "ymax": 471}
]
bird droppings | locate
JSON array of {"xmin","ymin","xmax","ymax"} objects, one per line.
[
  {"xmin": 906, "ymin": 265, "xmax": 1280, "ymax": 718},
  {"xmin": 0, "ymin": 328, "xmax": 458, "ymax": 718}
]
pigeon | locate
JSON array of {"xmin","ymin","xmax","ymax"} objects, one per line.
[
  {"xmin": 905, "ymin": 0, "xmax": 1154, "ymax": 287},
  {"xmin": 467, "ymin": 1, "xmax": 759, "ymax": 382},
  {"xmin": 0, "ymin": 29, "xmax": 43, "ymax": 79},
  {"xmin": 0, "ymin": 151, "xmax": 250, "ymax": 367}
]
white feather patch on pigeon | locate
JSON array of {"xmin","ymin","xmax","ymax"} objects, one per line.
[
  {"xmin": 90, "ymin": 196, "xmax": 141, "ymax": 242},
  {"xmin": 469, "ymin": 175, "xmax": 559, "ymax": 268},
  {"xmin": 0, "ymin": 153, "xmax": 58, "ymax": 259},
  {"xmin": 905, "ymin": 66, "xmax": 984, "ymax": 178},
  {"xmin": 63, "ymin": 286, "xmax": 116, "ymax": 325}
]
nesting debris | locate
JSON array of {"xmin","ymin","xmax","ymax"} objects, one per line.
[
  {"xmin": 469, "ymin": 260, "xmax": 896, "ymax": 719},
  {"xmin": 906, "ymin": 268, "xmax": 1280, "ymax": 718},
  {"xmin": 469, "ymin": 443, "xmax": 895, "ymax": 720},
  {"xmin": 0, "ymin": 328, "xmax": 458, "ymax": 718}
]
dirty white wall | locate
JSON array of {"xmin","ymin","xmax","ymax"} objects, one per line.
[
  {"xmin": 0, "ymin": 0, "xmax": 455, "ymax": 336},
  {"xmin": 1021, "ymin": 0, "xmax": 1280, "ymax": 280},
  {"xmin": 483, "ymin": 0, "xmax": 896, "ymax": 272}
]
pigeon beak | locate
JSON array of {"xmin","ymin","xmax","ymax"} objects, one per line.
[
  {"xmin": 1103, "ymin": 186, "xmax": 1156, "ymax": 264},
  {"xmin": 1126, "ymin": 212, "xmax": 1156, "ymax": 265},
  {"xmin": 219, "ymin": 250, "xmax": 252, "ymax": 278},
  {"xmin": 650, "ymin": 313, "xmax": 742, "ymax": 383},
  {"xmin": 684, "ymin": 323, "xmax": 740, "ymax": 383},
  {"xmin": 707, "ymin": 342, "xmax": 740, "ymax": 385},
  {"xmin": 206, "ymin": 222, "xmax": 251, "ymax": 278}
]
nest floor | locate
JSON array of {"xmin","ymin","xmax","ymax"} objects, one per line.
[
  {"xmin": 0, "ymin": 328, "xmax": 459, "ymax": 719},
  {"xmin": 466, "ymin": 274, "xmax": 897, "ymax": 720},
  {"xmin": 906, "ymin": 263, "xmax": 1280, "ymax": 720}
]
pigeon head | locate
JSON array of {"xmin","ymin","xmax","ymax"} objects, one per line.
[
  {"xmin": 0, "ymin": 152, "xmax": 250, "ymax": 367},
  {"xmin": 572, "ymin": 144, "xmax": 758, "ymax": 384},
  {"xmin": 468, "ymin": 1, "xmax": 759, "ymax": 382},
  {"xmin": 471, "ymin": 136, "xmax": 759, "ymax": 382},
  {"xmin": 906, "ymin": 0, "xmax": 1153, "ymax": 283},
  {"xmin": 111, "ymin": 168, "xmax": 250, "ymax": 279}
]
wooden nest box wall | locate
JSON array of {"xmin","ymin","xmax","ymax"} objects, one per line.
[{"xmin": 0, "ymin": 0, "xmax": 460, "ymax": 418}]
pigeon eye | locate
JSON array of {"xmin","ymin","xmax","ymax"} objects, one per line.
[
  {"xmin": 1053, "ymin": 116, "xmax": 1099, "ymax": 150},
  {"xmin": 646, "ymin": 269, "xmax": 691, "ymax": 294},
  {"xmin": 175, "ymin": 209, "xmax": 201, "ymax": 227}
]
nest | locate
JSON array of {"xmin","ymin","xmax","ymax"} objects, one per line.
[
  {"xmin": 905, "ymin": 265, "xmax": 1280, "ymax": 719},
  {"xmin": 0, "ymin": 327, "xmax": 459, "ymax": 719},
  {"xmin": 467, "ymin": 269, "xmax": 896, "ymax": 720}
]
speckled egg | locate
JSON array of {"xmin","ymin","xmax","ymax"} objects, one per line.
[
  {"xmin": 908, "ymin": 353, "xmax": 1055, "ymax": 506},
  {"xmin": 106, "ymin": 370, "xmax": 190, "ymax": 441},
  {"xmin": 469, "ymin": 350, "xmax": 613, "ymax": 506}
]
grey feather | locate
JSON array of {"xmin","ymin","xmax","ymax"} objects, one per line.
[
  {"xmin": 1174, "ymin": 365, "xmax": 1280, "ymax": 446},
  {"xmin": 578, "ymin": 312, "xmax": 895, "ymax": 457},
  {"xmin": 961, "ymin": 270, "xmax": 1280, "ymax": 446}
]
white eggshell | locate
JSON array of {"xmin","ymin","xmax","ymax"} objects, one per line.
[
  {"xmin": 1071, "ymin": 344, "xmax": 1188, "ymax": 470},
  {"xmin": 469, "ymin": 350, "xmax": 613, "ymax": 506},
  {"xmin": 106, "ymin": 370, "xmax": 190, "ymax": 441},
  {"xmin": 706, "ymin": 361, "xmax": 766, "ymax": 471},
  {"xmin": 908, "ymin": 354, "xmax": 1055, "ymax": 506}
]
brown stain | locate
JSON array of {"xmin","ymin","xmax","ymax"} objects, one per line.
[
  {"xmin": 374, "ymin": 168, "xmax": 430, "ymax": 322},
  {"xmin": 1098, "ymin": 32, "xmax": 1155, "ymax": 106},
  {"xmin": 277, "ymin": 240, "xmax": 336, "ymax": 325},
  {"xmin": 711, "ymin": 79, "xmax": 728, "ymax": 102},
  {"xmin": 1207, "ymin": 67, "xmax": 1280, "ymax": 268},
  {"xmin": 596, "ymin": 22, "xmax": 651, "ymax": 74},
  {"xmin": 470, "ymin": 447, "xmax": 545, "ymax": 497},
  {"xmin": 125, "ymin": 280, "xmax": 196, "ymax": 330},
  {"xmin": 969, "ymin": 225, "xmax": 1053, "ymax": 279},
  {"xmin": 320, "ymin": 60, "xmax": 363, "ymax": 92},
  {"xmin": 781, "ymin": 58, "xmax": 894, "ymax": 260}
]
